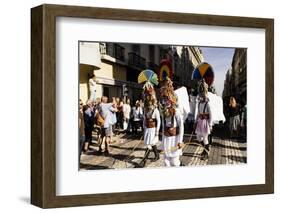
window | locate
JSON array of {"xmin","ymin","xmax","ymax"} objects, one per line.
[
  {"xmin": 103, "ymin": 86, "xmax": 109, "ymax": 98},
  {"xmin": 132, "ymin": 44, "xmax": 140, "ymax": 55},
  {"xmin": 149, "ymin": 45, "xmax": 155, "ymax": 62}
]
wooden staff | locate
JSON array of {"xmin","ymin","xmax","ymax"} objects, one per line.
[{"xmin": 124, "ymin": 135, "xmax": 144, "ymax": 168}]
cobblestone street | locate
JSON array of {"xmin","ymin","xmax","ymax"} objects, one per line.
[{"xmin": 80, "ymin": 127, "xmax": 247, "ymax": 170}]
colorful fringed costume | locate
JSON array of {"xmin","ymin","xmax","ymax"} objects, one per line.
[
  {"xmin": 195, "ymin": 79, "xmax": 212, "ymax": 160},
  {"xmin": 159, "ymin": 78, "xmax": 184, "ymax": 167},
  {"xmin": 137, "ymin": 70, "xmax": 161, "ymax": 167}
]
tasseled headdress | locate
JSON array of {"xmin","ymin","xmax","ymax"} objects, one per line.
[
  {"xmin": 159, "ymin": 77, "xmax": 178, "ymax": 117},
  {"xmin": 138, "ymin": 69, "xmax": 159, "ymax": 111},
  {"xmin": 197, "ymin": 79, "xmax": 209, "ymax": 103},
  {"xmin": 198, "ymin": 79, "xmax": 208, "ymax": 98}
]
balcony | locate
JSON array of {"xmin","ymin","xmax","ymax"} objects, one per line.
[
  {"xmin": 100, "ymin": 43, "xmax": 125, "ymax": 62},
  {"xmin": 128, "ymin": 52, "xmax": 146, "ymax": 69},
  {"xmin": 238, "ymin": 68, "xmax": 246, "ymax": 86},
  {"xmin": 147, "ymin": 61, "xmax": 159, "ymax": 72},
  {"xmin": 80, "ymin": 42, "xmax": 101, "ymax": 68}
]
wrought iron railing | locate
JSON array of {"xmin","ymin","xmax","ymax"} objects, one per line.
[
  {"xmin": 146, "ymin": 61, "xmax": 159, "ymax": 72},
  {"xmin": 128, "ymin": 52, "xmax": 146, "ymax": 69},
  {"xmin": 100, "ymin": 43, "xmax": 125, "ymax": 62}
]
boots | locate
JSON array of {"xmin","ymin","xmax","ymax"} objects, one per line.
[
  {"xmin": 151, "ymin": 145, "xmax": 160, "ymax": 162},
  {"xmin": 201, "ymin": 144, "xmax": 209, "ymax": 160},
  {"xmin": 104, "ymin": 149, "xmax": 109, "ymax": 156},
  {"xmin": 137, "ymin": 148, "xmax": 150, "ymax": 168},
  {"xmin": 83, "ymin": 142, "xmax": 89, "ymax": 153},
  {"xmin": 97, "ymin": 146, "xmax": 103, "ymax": 155},
  {"xmin": 208, "ymin": 134, "xmax": 213, "ymax": 145}
]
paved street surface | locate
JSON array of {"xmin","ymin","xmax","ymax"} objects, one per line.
[{"xmin": 80, "ymin": 127, "xmax": 247, "ymax": 170}]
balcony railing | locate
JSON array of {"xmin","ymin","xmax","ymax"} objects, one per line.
[
  {"xmin": 128, "ymin": 52, "xmax": 146, "ymax": 69},
  {"xmin": 100, "ymin": 43, "xmax": 125, "ymax": 62},
  {"xmin": 147, "ymin": 61, "xmax": 159, "ymax": 72},
  {"xmin": 238, "ymin": 68, "xmax": 246, "ymax": 86}
]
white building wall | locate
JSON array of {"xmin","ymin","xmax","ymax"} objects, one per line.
[{"xmin": 79, "ymin": 42, "xmax": 101, "ymax": 68}]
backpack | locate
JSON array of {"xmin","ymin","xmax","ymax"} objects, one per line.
[{"xmin": 94, "ymin": 110, "xmax": 105, "ymax": 127}]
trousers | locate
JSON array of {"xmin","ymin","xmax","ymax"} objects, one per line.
[
  {"xmin": 197, "ymin": 134, "xmax": 209, "ymax": 145},
  {"xmin": 164, "ymin": 156, "xmax": 181, "ymax": 167}
]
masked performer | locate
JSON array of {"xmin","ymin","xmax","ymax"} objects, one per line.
[
  {"xmin": 159, "ymin": 78, "xmax": 184, "ymax": 167},
  {"xmin": 137, "ymin": 70, "xmax": 161, "ymax": 168},
  {"xmin": 195, "ymin": 80, "xmax": 212, "ymax": 160}
]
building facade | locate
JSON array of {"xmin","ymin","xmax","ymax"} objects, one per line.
[
  {"xmin": 162, "ymin": 46, "xmax": 204, "ymax": 89},
  {"xmin": 79, "ymin": 42, "xmax": 204, "ymax": 104},
  {"xmin": 222, "ymin": 48, "xmax": 247, "ymax": 112}
]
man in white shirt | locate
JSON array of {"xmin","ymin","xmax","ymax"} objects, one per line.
[
  {"xmin": 98, "ymin": 96, "xmax": 117, "ymax": 156},
  {"xmin": 122, "ymin": 98, "xmax": 131, "ymax": 131},
  {"xmin": 131, "ymin": 101, "xmax": 143, "ymax": 135}
]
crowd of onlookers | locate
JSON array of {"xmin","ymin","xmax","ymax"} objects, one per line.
[{"xmin": 79, "ymin": 96, "xmax": 146, "ymax": 155}]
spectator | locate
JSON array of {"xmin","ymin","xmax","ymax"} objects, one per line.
[
  {"xmin": 98, "ymin": 96, "xmax": 117, "ymax": 155},
  {"xmin": 228, "ymin": 97, "xmax": 241, "ymax": 138},
  {"xmin": 122, "ymin": 98, "xmax": 131, "ymax": 132},
  {"xmin": 79, "ymin": 99, "xmax": 85, "ymax": 155},
  {"xmin": 116, "ymin": 97, "xmax": 124, "ymax": 130},
  {"xmin": 93, "ymin": 98, "xmax": 102, "ymax": 145},
  {"xmin": 111, "ymin": 97, "xmax": 117, "ymax": 135},
  {"xmin": 139, "ymin": 99, "xmax": 144, "ymax": 109},
  {"xmin": 131, "ymin": 100, "xmax": 143, "ymax": 134},
  {"xmin": 240, "ymin": 103, "xmax": 247, "ymax": 138},
  {"xmin": 83, "ymin": 100, "xmax": 95, "ymax": 152}
]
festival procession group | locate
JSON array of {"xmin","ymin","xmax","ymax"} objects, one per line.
[{"xmin": 80, "ymin": 62, "xmax": 229, "ymax": 168}]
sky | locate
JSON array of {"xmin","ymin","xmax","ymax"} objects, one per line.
[{"xmin": 200, "ymin": 47, "xmax": 235, "ymax": 96}]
